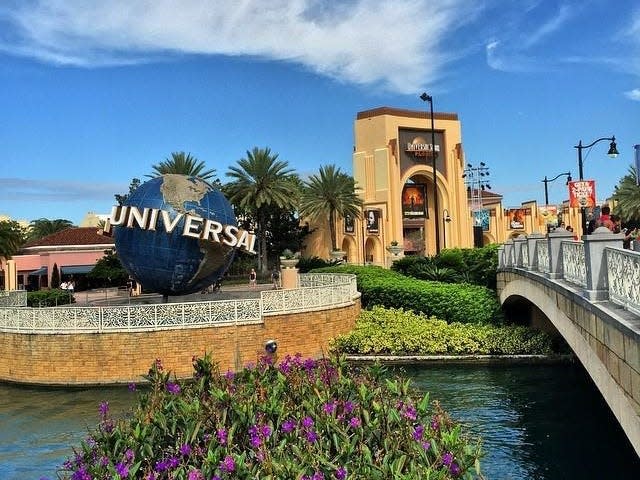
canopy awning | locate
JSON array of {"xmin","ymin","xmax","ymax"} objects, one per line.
[
  {"xmin": 61, "ymin": 265, "xmax": 94, "ymax": 275},
  {"xmin": 28, "ymin": 266, "xmax": 48, "ymax": 276}
]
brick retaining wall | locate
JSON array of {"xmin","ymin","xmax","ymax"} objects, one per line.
[{"xmin": 0, "ymin": 301, "xmax": 360, "ymax": 386}]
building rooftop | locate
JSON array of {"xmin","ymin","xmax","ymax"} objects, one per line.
[{"xmin": 22, "ymin": 227, "xmax": 114, "ymax": 249}]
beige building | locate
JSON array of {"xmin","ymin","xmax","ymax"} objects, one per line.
[{"xmin": 305, "ymin": 106, "xmax": 475, "ymax": 264}]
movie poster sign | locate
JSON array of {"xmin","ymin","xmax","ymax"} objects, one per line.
[
  {"xmin": 402, "ymin": 184, "xmax": 427, "ymax": 218},
  {"xmin": 568, "ymin": 180, "xmax": 596, "ymax": 208},
  {"xmin": 507, "ymin": 208, "xmax": 526, "ymax": 230},
  {"xmin": 365, "ymin": 209, "xmax": 380, "ymax": 234},
  {"xmin": 539, "ymin": 205, "xmax": 559, "ymax": 230},
  {"xmin": 473, "ymin": 209, "xmax": 490, "ymax": 231},
  {"xmin": 344, "ymin": 214, "xmax": 355, "ymax": 234}
]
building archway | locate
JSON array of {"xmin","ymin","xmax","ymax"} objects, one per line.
[
  {"xmin": 365, "ymin": 237, "xmax": 382, "ymax": 265},
  {"xmin": 341, "ymin": 236, "xmax": 358, "ymax": 264}
]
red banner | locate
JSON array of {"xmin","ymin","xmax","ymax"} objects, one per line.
[{"xmin": 568, "ymin": 180, "xmax": 596, "ymax": 208}]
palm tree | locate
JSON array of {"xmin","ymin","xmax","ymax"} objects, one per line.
[
  {"xmin": 148, "ymin": 152, "xmax": 217, "ymax": 182},
  {"xmin": 612, "ymin": 166, "xmax": 640, "ymax": 222},
  {"xmin": 0, "ymin": 220, "xmax": 26, "ymax": 259},
  {"xmin": 27, "ymin": 218, "xmax": 74, "ymax": 241},
  {"xmin": 225, "ymin": 147, "xmax": 298, "ymax": 272},
  {"xmin": 299, "ymin": 164, "xmax": 362, "ymax": 252}
]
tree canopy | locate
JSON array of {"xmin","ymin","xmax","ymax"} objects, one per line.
[
  {"xmin": 27, "ymin": 218, "xmax": 74, "ymax": 241},
  {"xmin": 0, "ymin": 220, "xmax": 26, "ymax": 259},
  {"xmin": 149, "ymin": 152, "xmax": 217, "ymax": 182},
  {"xmin": 299, "ymin": 164, "xmax": 362, "ymax": 251},
  {"xmin": 225, "ymin": 147, "xmax": 298, "ymax": 271},
  {"xmin": 612, "ymin": 166, "xmax": 640, "ymax": 222}
]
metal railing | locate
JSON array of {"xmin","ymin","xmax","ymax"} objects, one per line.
[
  {"xmin": 0, "ymin": 290, "xmax": 27, "ymax": 307},
  {"xmin": 0, "ymin": 274, "xmax": 358, "ymax": 334}
]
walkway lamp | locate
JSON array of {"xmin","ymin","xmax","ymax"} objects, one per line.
[
  {"xmin": 420, "ymin": 92, "xmax": 441, "ymax": 253},
  {"xmin": 442, "ymin": 209, "xmax": 451, "ymax": 248},
  {"xmin": 574, "ymin": 136, "xmax": 618, "ymax": 235}
]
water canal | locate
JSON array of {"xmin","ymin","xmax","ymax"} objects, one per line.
[{"xmin": 0, "ymin": 362, "xmax": 638, "ymax": 479}]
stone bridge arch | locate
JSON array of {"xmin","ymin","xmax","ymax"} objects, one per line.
[{"xmin": 499, "ymin": 271, "xmax": 640, "ymax": 456}]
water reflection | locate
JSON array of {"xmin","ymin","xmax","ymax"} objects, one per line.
[{"xmin": 401, "ymin": 363, "xmax": 639, "ymax": 479}]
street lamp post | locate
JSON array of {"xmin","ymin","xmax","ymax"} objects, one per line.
[
  {"xmin": 574, "ymin": 136, "xmax": 618, "ymax": 236},
  {"xmin": 542, "ymin": 172, "xmax": 572, "ymax": 205},
  {"xmin": 442, "ymin": 209, "xmax": 451, "ymax": 248},
  {"xmin": 420, "ymin": 92, "xmax": 441, "ymax": 254}
]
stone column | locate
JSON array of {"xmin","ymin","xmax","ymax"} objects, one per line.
[
  {"xmin": 513, "ymin": 235, "xmax": 527, "ymax": 267},
  {"xmin": 504, "ymin": 239, "xmax": 514, "ymax": 267},
  {"xmin": 526, "ymin": 233, "xmax": 545, "ymax": 271},
  {"xmin": 6, "ymin": 260, "xmax": 17, "ymax": 291},
  {"xmin": 281, "ymin": 267, "xmax": 298, "ymax": 289},
  {"xmin": 498, "ymin": 245, "xmax": 505, "ymax": 269},
  {"xmin": 547, "ymin": 227, "xmax": 574, "ymax": 279},
  {"xmin": 583, "ymin": 226, "xmax": 625, "ymax": 301}
]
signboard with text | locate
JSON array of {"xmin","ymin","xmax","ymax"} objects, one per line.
[{"xmin": 568, "ymin": 180, "xmax": 596, "ymax": 208}]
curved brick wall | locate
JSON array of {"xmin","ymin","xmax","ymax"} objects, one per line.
[{"xmin": 0, "ymin": 301, "xmax": 360, "ymax": 386}]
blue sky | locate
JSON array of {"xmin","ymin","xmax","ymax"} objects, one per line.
[{"xmin": 1, "ymin": 0, "xmax": 638, "ymax": 225}]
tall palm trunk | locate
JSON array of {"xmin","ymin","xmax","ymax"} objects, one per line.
[
  {"xmin": 329, "ymin": 208, "xmax": 337, "ymax": 251},
  {"xmin": 258, "ymin": 207, "xmax": 268, "ymax": 273}
]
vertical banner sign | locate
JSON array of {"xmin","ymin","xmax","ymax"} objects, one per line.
[
  {"xmin": 344, "ymin": 214, "xmax": 355, "ymax": 234},
  {"xmin": 473, "ymin": 209, "xmax": 490, "ymax": 231},
  {"xmin": 538, "ymin": 205, "xmax": 558, "ymax": 230},
  {"xmin": 365, "ymin": 210, "xmax": 380, "ymax": 234},
  {"xmin": 402, "ymin": 184, "xmax": 427, "ymax": 218},
  {"xmin": 507, "ymin": 208, "xmax": 525, "ymax": 230},
  {"xmin": 635, "ymin": 145, "xmax": 640, "ymax": 186},
  {"xmin": 568, "ymin": 180, "xmax": 596, "ymax": 208}
]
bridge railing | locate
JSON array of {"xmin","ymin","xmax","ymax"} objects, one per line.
[
  {"xmin": 499, "ymin": 226, "xmax": 638, "ymax": 311},
  {"xmin": 0, "ymin": 273, "xmax": 358, "ymax": 334}
]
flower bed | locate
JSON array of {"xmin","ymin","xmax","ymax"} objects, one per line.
[{"xmin": 60, "ymin": 354, "xmax": 482, "ymax": 479}]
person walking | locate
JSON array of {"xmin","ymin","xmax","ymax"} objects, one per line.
[
  {"xmin": 249, "ymin": 268, "xmax": 257, "ymax": 288},
  {"xmin": 271, "ymin": 268, "xmax": 280, "ymax": 289}
]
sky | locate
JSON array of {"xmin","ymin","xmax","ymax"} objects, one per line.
[{"xmin": 0, "ymin": 0, "xmax": 638, "ymax": 225}]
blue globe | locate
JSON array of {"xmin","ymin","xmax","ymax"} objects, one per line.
[{"xmin": 113, "ymin": 174, "xmax": 237, "ymax": 296}]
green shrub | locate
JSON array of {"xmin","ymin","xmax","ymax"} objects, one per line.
[
  {"xmin": 331, "ymin": 307, "xmax": 553, "ymax": 356},
  {"xmin": 391, "ymin": 245, "xmax": 499, "ymax": 290},
  {"xmin": 296, "ymin": 255, "xmax": 335, "ymax": 273},
  {"xmin": 313, "ymin": 265, "xmax": 501, "ymax": 325},
  {"xmin": 60, "ymin": 354, "xmax": 483, "ymax": 479},
  {"xmin": 27, "ymin": 288, "xmax": 75, "ymax": 307}
]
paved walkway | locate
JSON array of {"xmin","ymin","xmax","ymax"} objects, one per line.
[{"xmin": 75, "ymin": 283, "xmax": 278, "ymax": 306}]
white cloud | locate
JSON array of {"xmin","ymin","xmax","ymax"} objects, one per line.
[
  {"xmin": 0, "ymin": 0, "xmax": 480, "ymax": 94},
  {"xmin": 625, "ymin": 88, "xmax": 640, "ymax": 101}
]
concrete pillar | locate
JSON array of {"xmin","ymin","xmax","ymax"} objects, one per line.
[
  {"xmin": 526, "ymin": 233, "xmax": 545, "ymax": 271},
  {"xmin": 6, "ymin": 260, "xmax": 17, "ymax": 291},
  {"xmin": 498, "ymin": 245, "xmax": 505, "ymax": 269},
  {"xmin": 583, "ymin": 226, "xmax": 625, "ymax": 301},
  {"xmin": 504, "ymin": 239, "xmax": 514, "ymax": 267},
  {"xmin": 513, "ymin": 235, "xmax": 527, "ymax": 267},
  {"xmin": 281, "ymin": 267, "xmax": 298, "ymax": 289},
  {"xmin": 547, "ymin": 227, "xmax": 574, "ymax": 279}
]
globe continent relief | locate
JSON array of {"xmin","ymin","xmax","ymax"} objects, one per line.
[{"xmin": 113, "ymin": 174, "xmax": 237, "ymax": 296}]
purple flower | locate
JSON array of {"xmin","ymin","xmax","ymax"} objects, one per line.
[
  {"xmin": 224, "ymin": 370, "xmax": 235, "ymax": 380},
  {"xmin": 422, "ymin": 441, "xmax": 431, "ymax": 450},
  {"xmin": 413, "ymin": 425, "xmax": 425, "ymax": 441},
  {"xmin": 348, "ymin": 416, "xmax": 361, "ymax": 429},
  {"xmin": 335, "ymin": 466, "xmax": 347, "ymax": 479},
  {"xmin": 322, "ymin": 401, "xmax": 336, "ymax": 415},
  {"xmin": 430, "ymin": 416, "xmax": 440, "ymax": 431},
  {"xmin": 145, "ymin": 473, "xmax": 157, "ymax": 480},
  {"xmin": 302, "ymin": 416, "xmax": 314, "ymax": 429},
  {"xmin": 98, "ymin": 401, "xmax": 109, "ymax": 418},
  {"xmin": 449, "ymin": 462, "xmax": 461, "ymax": 477},
  {"xmin": 179, "ymin": 443, "xmax": 192, "ymax": 456},
  {"xmin": 211, "ymin": 476, "xmax": 221, "ymax": 480},
  {"xmin": 219, "ymin": 455, "xmax": 235, "ymax": 473},
  {"xmin": 216, "ymin": 428, "xmax": 228, "ymax": 445},
  {"xmin": 187, "ymin": 469, "xmax": 204, "ymax": 480},
  {"xmin": 260, "ymin": 424, "xmax": 272, "ymax": 437},
  {"xmin": 402, "ymin": 404, "xmax": 417, "ymax": 421},
  {"xmin": 441, "ymin": 452, "xmax": 454, "ymax": 467},
  {"xmin": 306, "ymin": 430, "xmax": 319, "ymax": 443},
  {"xmin": 282, "ymin": 419, "xmax": 296, "ymax": 433},
  {"xmin": 128, "ymin": 382, "xmax": 137, "ymax": 391},
  {"xmin": 165, "ymin": 382, "xmax": 181, "ymax": 395},
  {"xmin": 115, "ymin": 461, "xmax": 129, "ymax": 477},
  {"xmin": 312, "ymin": 472, "xmax": 325, "ymax": 480},
  {"xmin": 343, "ymin": 401, "xmax": 355, "ymax": 414},
  {"xmin": 250, "ymin": 434, "xmax": 262, "ymax": 448},
  {"xmin": 154, "ymin": 358, "xmax": 163, "ymax": 371}
]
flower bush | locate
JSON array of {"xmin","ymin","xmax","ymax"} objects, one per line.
[{"xmin": 60, "ymin": 354, "xmax": 482, "ymax": 479}]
